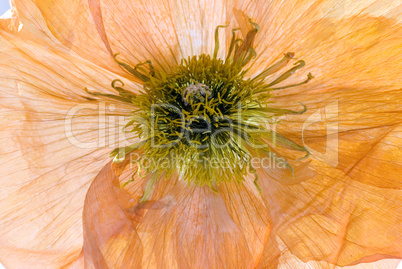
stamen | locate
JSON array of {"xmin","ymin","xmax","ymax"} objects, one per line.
[
  {"xmin": 135, "ymin": 60, "xmax": 154, "ymax": 77},
  {"xmin": 248, "ymin": 18, "xmax": 260, "ymax": 32},
  {"xmin": 114, "ymin": 54, "xmax": 150, "ymax": 82},
  {"xmin": 251, "ymin": 52, "xmax": 294, "ymax": 82},
  {"xmin": 110, "ymin": 141, "xmax": 146, "ymax": 165},
  {"xmin": 242, "ymin": 47, "xmax": 257, "ymax": 66},
  {"xmin": 232, "ymin": 18, "xmax": 260, "ymax": 64},
  {"xmin": 86, "ymin": 21, "xmax": 313, "ymax": 192},
  {"xmin": 252, "ymin": 171, "xmax": 262, "ymax": 194},
  {"xmin": 111, "ymin": 79, "xmax": 136, "ymax": 100},
  {"xmin": 139, "ymin": 172, "xmax": 159, "ymax": 202},
  {"xmin": 271, "ymin": 73, "xmax": 314, "ymax": 90},
  {"xmin": 226, "ymin": 28, "xmax": 241, "ymax": 61},
  {"xmin": 84, "ymin": 87, "xmax": 132, "ymax": 103},
  {"xmin": 265, "ymin": 130, "xmax": 308, "ymax": 154},
  {"xmin": 232, "ymin": 38, "xmax": 244, "ymax": 60},
  {"xmin": 267, "ymin": 60, "xmax": 306, "ymax": 87},
  {"xmin": 121, "ymin": 173, "xmax": 136, "ymax": 188},
  {"xmin": 233, "ymin": 28, "xmax": 258, "ymax": 63},
  {"xmin": 213, "ymin": 24, "xmax": 229, "ymax": 59}
]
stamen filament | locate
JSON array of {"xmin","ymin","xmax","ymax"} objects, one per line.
[
  {"xmin": 251, "ymin": 52, "xmax": 294, "ymax": 83},
  {"xmin": 84, "ymin": 87, "xmax": 132, "ymax": 103},
  {"xmin": 138, "ymin": 164, "xmax": 153, "ymax": 182},
  {"xmin": 233, "ymin": 28, "xmax": 258, "ymax": 63},
  {"xmin": 226, "ymin": 28, "xmax": 241, "ymax": 61},
  {"xmin": 267, "ymin": 60, "xmax": 306, "ymax": 87},
  {"xmin": 114, "ymin": 54, "xmax": 150, "ymax": 82},
  {"xmin": 271, "ymin": 73, "xmax": 314, "ymax": 90},
  {"xmin": 86, "ymin": 19, "xmax": 314, "ymax": 191},
  {"xmin": 213, "ymin": 25, "xmax": 229, "ymax": 59},
  {"xmin": 135, "ymin": 60, "xmax": 154, "ymax": 77}
]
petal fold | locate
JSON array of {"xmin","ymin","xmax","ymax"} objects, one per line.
[
  {"xmin": 258, "ymin": 160, "xmax": 402, "ymax": 266},
  {"xmin": 83, "ymin": 161, "xmax": 143, "ymax": 268},
  {"xmin": 0, "ymin": 29, "xmax": 135, "ymax": 267}
]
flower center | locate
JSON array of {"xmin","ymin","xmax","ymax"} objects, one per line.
[
  {"xmin": 125, "ymin": 54, "xmax": 262, "ymax": 188},
  {"xmin": 85, "ymin": 19, "xmax": 313, "ymax": 198},
  {"xmin": 182, "ymin": 83, "xmax": 211, "ymax": 106}
]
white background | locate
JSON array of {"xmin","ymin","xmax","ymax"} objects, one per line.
[{"xmin": 0, "ymin": 0, "xmax": 10, "ymax": 16}]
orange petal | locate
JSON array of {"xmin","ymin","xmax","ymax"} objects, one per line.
[
  {"xmin": 235, "ymin": 0, "xmax": 401, "ymax": 76},
  {"xmin": 301, "ymin": 125, "xmax": 402, "ymax": 189},
  {"xmin": 12, "ymin": 0, "xmax": 230, "ymax": 72},
  {"xmin": 82, "ymin": 160, "xmax": 143, "ymax": 268},
  {"xmin": 10, "ymin": 0, "xmax": 118, "ymax": 74},
  {"xmin": 345, "ymin": 125, "xmax": 402, "ymax": 188},
  {"xmin": 258, "ymin": 237, "xmax": 402, "ymax": 268},
  {"xmin": 135, "ymin": 176, "xmax": 269, "ymax": 268},
  {"xmin": 218, "ymin": 177, "xmax": 271, "ymax": 264},
  {"xmin": 258, "ymin": 159, "xmax": 402, "ymax": 266},
  {"xmin": 271, "ymin": 15, "xmax": 402, "ymax": 189},
  {"xmin": 84, "ymin": 167, "xmax": 271, "ymax": 267},
  {"xmin": 99, "ymin": 0, "xmax": 229, "ymax": 64},
  {"xmin": 0, "ymin": 28, "xmax": 135, "ymax": 267},
  {"xmin": 250, "ymin": 14, "xmax": 402, "ymax": 262}
]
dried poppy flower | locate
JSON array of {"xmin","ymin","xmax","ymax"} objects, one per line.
[{"xmin": 0, "ymin": 0, "xmax": 401, "ymax": 268}]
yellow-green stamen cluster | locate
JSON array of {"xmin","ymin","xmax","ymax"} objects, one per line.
[{"xmin": 86, "ymin": 20, "xmax": 313, "ymax": 196}]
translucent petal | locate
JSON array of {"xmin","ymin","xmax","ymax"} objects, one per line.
[
  {"xmin": 258, "ymin": 160, "xmax": 402, "ymax": 266},
  {"xmin": 0, "ymin": 30, "xmax": 137, "ymax": 267}
]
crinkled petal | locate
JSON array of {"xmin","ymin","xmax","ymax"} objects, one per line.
[
  {"xmin": 259, "ymin": 242, "xmax": 401, "ymax": 269},
  {"xmin": 1, "ymin": 0, "xmax": 401, "ymax": 268},
  {"xmin": 83, "ymin": 165, "xmax": 270, "ymax": 268},
  {"xmin": 258, "ymin": 159, "xmax": 402, "ymax": 266},
  {"xmin": 235, "ymin": 0, "xmax": 401, "ymax": 76},
  {"xmin": 0, "ymin": 28, "xmax": 137, "ymax": 267},
  {"xmin": 272, "ymin": 15, "xmax": 402, "ymax": 188},
  {"xmin": 82, "ymin": 160, "xmax": 143, "ymax": 268},
  {"xmin": 98, "ymin": 0, "xmax": 228, "ymax": 65},
  {"xmin": 241, "ymin": 4, "xmax": 402, "ymax": 266},
  {"xmin": 258, "ymin": 236, "xmax": 401, "ymax": 268},
  {"xmin": 137, "ymin": 175, "xmax": 270, "ymax": 268},
  {"xmin": 137, "ymin": 179, "xmax": 254, "ymax": 268},
  {"xmin": 11, "ymin": 0, "xmax": 229, "ymax": 73},
  {"xmin": 10, "ymin": 0, "xmax": 119, "ymax": 74},
  {"xmin": 218, "ymin": 176, "xmax": 271, "ymax": 264}
]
